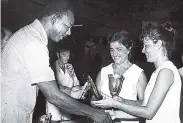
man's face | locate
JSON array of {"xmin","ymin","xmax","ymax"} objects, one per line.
[{"xmin": 50, "ymin": 10, "xmax": 74, "ymax": 42}]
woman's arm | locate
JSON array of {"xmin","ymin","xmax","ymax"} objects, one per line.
[
  {"xmin": 116, "ymin": 71, "xmax": 147, "ymax": 106},
  {"xmin": 136, "ymin": 71, "xmax": 148, "ymax": 103},
  {"xmin": 57, "ymin": 63, "xmax": 89, "ymax": 99},
  {"xmin": 53, "ymin": 61, "xmax": 72, "ymax": 94},
  {"xmin": 96, "ymin": 70, "xmax": 102, "ymax": 94},
  {"xmin": 109, "ymin": 72, "xmax": 147, "ymax": 120},
  {"xmin": 113, "ymin": 68, "xmax": 173, "ymax": 119},
  {"xmin": 92, "ymin": 68, "xmax": 174, "ymax": 120},
  {"xmin": 94, "ymin": 71, "xmax": 144, "ymax": 120}
]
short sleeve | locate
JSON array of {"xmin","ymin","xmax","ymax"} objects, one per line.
[{"xmin": 23, "ymin": 42, "xmax": 55, "ymax": 84}]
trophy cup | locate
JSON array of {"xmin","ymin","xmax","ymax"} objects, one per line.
[{"xmin": 108, "ymin": 74, "xmax": 124, "ymax": 97}]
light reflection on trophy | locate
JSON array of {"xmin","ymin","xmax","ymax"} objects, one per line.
[{"xmin": 108, "ymin": 74, "xmax": 124, "ymax": 97}]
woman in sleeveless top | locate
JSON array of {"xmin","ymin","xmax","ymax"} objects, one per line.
[
  {"xmin": 47, "ymin": 43, "xmax": 90, "ymax": 123},
  {"xmin": 92, "ymin": 22, "xmax": 182, "ymax": 123},
  {"xmin": 92, "ymin": 30, "xmax": 147, "ymax": 123}
]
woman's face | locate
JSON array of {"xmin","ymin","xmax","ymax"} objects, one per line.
[
  {"xmin": 142, "ymin": 36, "xmax": 159, "ymax": 63},
  {"xmin": 110, "ymin": 41, "xmax": 129, "ymax": 64},
  {"xmin": 58, "ymin": 50, "xmax": 70, "ymax": 64}
]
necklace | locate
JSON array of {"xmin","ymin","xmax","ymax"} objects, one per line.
[{"xmin": 113, "ymin": 62, "xmax": 132, "ymax": 76}]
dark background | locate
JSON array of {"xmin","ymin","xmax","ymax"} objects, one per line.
[{"xmin": 2, "ymin": 0, "xmax": 183, "ymax": 122}]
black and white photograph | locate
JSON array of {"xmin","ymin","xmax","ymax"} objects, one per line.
[{"xmin": 1, "ymin": 0, "xmax": 183, "ymax": 123}]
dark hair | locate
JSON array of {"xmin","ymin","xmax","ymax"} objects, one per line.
[
  {"xmin": 38, "ymin": 0, "xmax": 74, "ymax": 19},
  {"xmin": 109, "ymin": 30, "xmax": 133, "ymax": 49},
  {"xmin": 56, "ymin": 42, "xmax": 72, "ymax": 53},
  {"xmin": 141, "ymin": 22, "xmax": 176, "ymax": 58},
  {"xmin": 108, "ymin": 30, "xmax": 134, "ymax": 62}
]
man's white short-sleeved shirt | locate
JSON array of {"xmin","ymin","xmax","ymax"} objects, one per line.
[{"xmin": 1, "ymin": 19, "xmax": 55, "ymax": 123}]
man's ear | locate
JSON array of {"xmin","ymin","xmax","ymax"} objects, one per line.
[
  {"xmin": 156, "ymin": 40, "xmax": 163, "ymax": 50},
  {"xmin": 50, "ymin": 14, "xmax": 58, "ymax": 25}
]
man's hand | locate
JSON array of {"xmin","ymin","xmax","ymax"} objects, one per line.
[
  {"xmin": 91, "ymin": 93, "xmax": 116, "ymax": 109},
  {"xmin": 37, "ymin": 81, "xmax": 111, "ymax": 122},
  {"xmin": 71, "ymin": 82, "xmax": 90, "ymax": 99},
  {"xmin": 105, "ymin": 110, "xmax": 116, "ymax": 120},
  {"xmin": 91, "ymin": 108, "xmax": 112, "ymax": 123}
]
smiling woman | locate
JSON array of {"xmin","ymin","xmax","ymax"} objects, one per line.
[
  {"xmin": 92, "ymin": 23, "xmax": 182, "ymax": 123},
  {"xmin": 91, "ymin": 30, "xmax": 148, "ymax": 123},
  {"xmin": 109, "ymin": 30, "xmax": 133, "ymax": 65}
]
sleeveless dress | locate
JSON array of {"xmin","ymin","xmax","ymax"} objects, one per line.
[
  {"xmin": 100, "ymin": 63, "xmax": 143, "ymax": 123},
  {"xmin": 142, "ymin": 61, "xmax": 181, "ymax": 123}
]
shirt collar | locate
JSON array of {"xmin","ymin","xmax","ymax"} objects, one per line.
[{"xmin": 30, "ymin": 19, "xmax": 48, "ymax": 46}]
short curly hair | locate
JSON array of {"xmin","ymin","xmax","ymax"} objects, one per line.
[
  {"xmin": 38, "ymin": 0, "xmax": 74, "ymax": 19},
  {"xmin": 141, "ymin": 22, "xmax": 176, "ymax": 58},
  {"xmin": 108, "ymin": 30, "xmax": 134, "ymax": 62},
  {"xmin": 108, "ymin": 30, "xmax": 133, "ymax": 49}
]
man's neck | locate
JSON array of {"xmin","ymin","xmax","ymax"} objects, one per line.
[{"xmin": 39, "ymin": 17, "xmax": 50, "ymax": 39}]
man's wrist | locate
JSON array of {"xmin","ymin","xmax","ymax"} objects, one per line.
[{"xmin": 87, "ymin": 107, "xmax": 95, "ymax": 118}]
